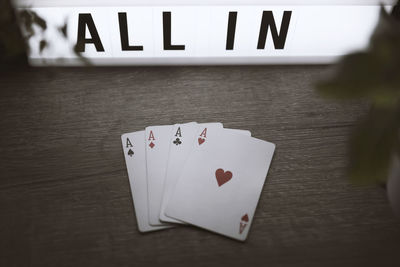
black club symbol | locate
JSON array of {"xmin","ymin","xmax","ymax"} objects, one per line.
[{"xmin": 173, "ymin": 138, "xmax": 182, "ymax": 145}]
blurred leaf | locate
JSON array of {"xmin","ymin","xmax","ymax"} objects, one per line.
[
  {"xmin": 316, "ymin": 6, "xmax": 400, "ymax": 108},
  {"xmin": 31, "ymin": 10, "xmax": 47, "ymax": 30},
  {"xmin": 349, "ymin": 106, "xmax": 400, "ymax": 185},
  {"xmin": 17, "ymin": 9, "xmax": 47, "ymax": 39},
  {"xmin": 392, "ymin": 2, "xmax": 400, "ymax": 20},
  {"xmin": 39, "ymin": 39, "xmax": 47, "ymax": 53},
  {"xmin": 18, "ymin": 10, "xmax": 34, "ymax": 38},
  {"xmin": 316, "ymin": 3, "xmax": 400, "ymax": 185},
  {"xmin": 0, "ymin": 0, "xmax": 28, "ymax": 65},
  {"xmin": 59, "ymin": 23, "xmax": 67, "ymax": 38}
]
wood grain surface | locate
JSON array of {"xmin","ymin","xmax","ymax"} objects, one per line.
[{"xmin": 0, "ymin": 66, "xmax": 399, "ymax": 267}]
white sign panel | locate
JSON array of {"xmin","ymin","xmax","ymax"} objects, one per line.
[{"xmin": 15, "ymin": 1, "xmax": 395, "ymax": 65}]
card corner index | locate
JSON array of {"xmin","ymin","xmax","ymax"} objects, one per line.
[{"xmin": 121, "ymin": 133, "xmax": 132, "ymax": 147}]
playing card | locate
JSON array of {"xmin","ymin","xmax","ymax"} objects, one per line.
[
  {"xmin": 121, "ymin": 131, "xmax": 171, "ymax": 232},
  {"xmin": 160, "ymin": 125, "xmax": 250, "ymax": 223},
  {"xmin": 145, "ymin": 125, "xmax": 175, "ymax": 225},
  {"xmin": 165, "ymin": 128, "xmax": 275, "ymax": 241},
  {"xmin": 159, "ymin": 122, "xmax": 223, "ymax": 223}
]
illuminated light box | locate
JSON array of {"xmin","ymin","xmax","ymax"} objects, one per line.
[{"xmin": 13, "ymin": 0, "xmax": 396, "ymax": 65}]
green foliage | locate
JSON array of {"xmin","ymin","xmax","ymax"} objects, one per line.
[
  {"xmin": 317, "ymin": 7, "xmax": 400, "ymax": 108},
  {"xmin": 316, "ymin": 4, "xmax": 400, "ymax": 185},
  {"xmin": 1, "ymin": 0, "xmax": 88, "ymax": 65},
  {"xmin": 348, "ymin": 107, "xmax": 400, "ymax": 185},
  {"xmin": 0, "ymin": 0, "xmax": 27, "ymax": 65},
  {"xmin": 17, "ymin": 9, "xmax": 50, "ymax": 55}
]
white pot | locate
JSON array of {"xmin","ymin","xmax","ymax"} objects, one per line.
[{"xmin": 387, "ymin": 156, "xmax": 400, "ymax": 217}]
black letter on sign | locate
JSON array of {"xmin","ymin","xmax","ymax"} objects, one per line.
[
  {"xmin": 257, "ymin": 11, "xmax": 292, "ymax": 50},
  {"xmin": 226, "ymin": 12, "xmax": 237, "ymax": 50},
  {"xmin": 118, "ymin": 13, "xmax": 143, "ymax": 51},
  {"xmin": 163, "ymin": 12, "xmax": 185, "ymax": 50},
  {"xmin": 76, "ymin": 13, "xmax": 105, "ymax": 52}
]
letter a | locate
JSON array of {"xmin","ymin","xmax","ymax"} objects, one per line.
[
  {"xmin": 126, "ymin": 138, "xmax": 133, "ymax": 148},
  {"xmin": 148, "ymin": 130, "xmax": 155, "ymax": 141},
  {"xmin": 199, "ymin": 128, "xmax": 207, "ymax": 138},
  {"xmin": 175, "ymin": 127, "xmax": 182, "ymax": 137},
  {"xmin": 76, "ymin": 13, "xmax": 105, "ymax": 52}
]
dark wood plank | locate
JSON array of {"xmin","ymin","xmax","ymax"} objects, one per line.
[{"xmin": 1, "ymin": 66, "xmax": 399, "ymax": 267}]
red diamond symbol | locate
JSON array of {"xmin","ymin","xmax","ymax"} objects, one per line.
[{"xmin": 149, "ymin": 142, "xmax": 155, "ymax": 148}]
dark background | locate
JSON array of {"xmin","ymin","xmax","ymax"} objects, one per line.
[{"xmin": 1, "ymin": 66, "xmax": 399, "ymax": 267}]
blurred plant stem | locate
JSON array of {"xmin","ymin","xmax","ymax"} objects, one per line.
[
  {"xmin": 316, "ymin": 2, "xmax": 400, "ymax": 185},
  {"xmin": 0, "ymin": 0, "xmax": 28, "ymax": 67}
]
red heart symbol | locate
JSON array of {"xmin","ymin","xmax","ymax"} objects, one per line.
[
  {"xmin": 215, "ymin": 168, "xmax": 233, "ymax": 187},
  {"xmin": 198, "ymin": 138, "xmax": 205, "ymax": 145},
  {"xmin": 241, "ymin": 214, "xmax": 249, "ymax": 222}
]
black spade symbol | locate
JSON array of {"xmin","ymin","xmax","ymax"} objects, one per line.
[{"xmin": 128, "ymin": 149, "xmax": 134, "ymax": 157}]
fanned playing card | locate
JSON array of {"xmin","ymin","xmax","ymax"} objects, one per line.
[
  {"xmin": 145, "ymin": 125, "xmax": 175, "ymax": 226},
  {"xmin": 159, "ymin": 122, "xmax": 223, "ymax": 223},
  {"xmin": 121, "ymin": 131, "xmax": 171, "ymax": 232},
  {"xmin": 165, "ymin": 128, "xmax": 275, "ymax": 241}
]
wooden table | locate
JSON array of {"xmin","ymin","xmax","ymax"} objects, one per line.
[{"xmin": 1, "ymin": 66, "xmax": 399, "ymax": 267}]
